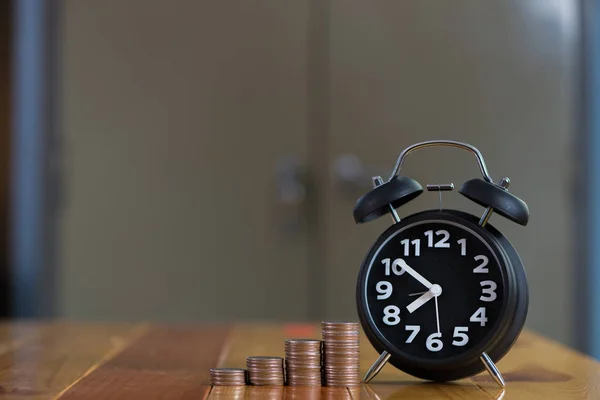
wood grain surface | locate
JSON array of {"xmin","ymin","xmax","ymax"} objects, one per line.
[{"xmin": 0, "ymin": 322, "xmax": 593, "ymax": 398}]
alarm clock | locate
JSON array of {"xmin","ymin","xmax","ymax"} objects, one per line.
[{"xmin": 354, "ymin": 140, "xmax": 529, "ymax": 387}]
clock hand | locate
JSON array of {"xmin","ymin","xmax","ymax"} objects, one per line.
[
  {"xmin": 406, "ymin": 284, "xmax": 442, "ymax": 313},
  {"xmin": 406, "ymin": 290, "xmax": 435, "ymax": 313},
  {"xmin": 408, "ymin": 291, "xmax": 428, "ymax": 296},
  {"xmin": 434, "ymin": 295, "xmax": 441, "ymax": 334},
  {"xmin": 398, "ymin": 259, "xmax": 433, "ymax": 289}
]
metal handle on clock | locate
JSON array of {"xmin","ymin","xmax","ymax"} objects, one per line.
[{"xmin": 389, "ymin": 140, "xmax": 494, "ymax": 183}]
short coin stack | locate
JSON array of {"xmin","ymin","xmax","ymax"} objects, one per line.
[
  {"xmin": 284, "ymin": 339, "xmax": 322, "ymax": 386},
  {"xmin": 246, "ymin": 356, "xmax": 285, "ymax": 386},
  {"xmin": 209, "ymin": 368, "xmax": 247, "ymax": 386},
  {"xmin": 322, "ymin": 321, "xmax": 361, "ymax": 387}
]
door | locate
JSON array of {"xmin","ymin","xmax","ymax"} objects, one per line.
[
  {"xmin": 0, "ymin": 0, "xmax": 10, "ymax": 317},
  {"xmin": 59, "ymin": 0, "xmax": 311, "ymax": 321},
  {"xmin": 325, "ymin": 1, "xmax": 577, "ymax": 346}
]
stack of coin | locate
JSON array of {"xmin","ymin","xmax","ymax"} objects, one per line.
[
  {"xmin": 209, "ymin": 368, "xmax": 247, "ymax": 386},
  {"xmin": 246, "ymin": 356, "xmax": 285, "ymax": 385},
  {"xmin": 284, "ymin": 339, "xmax": 322, "ymax": 386},
  {"xmin": 322, "ymin": 322, "xmax": 361, "ymax": 386}
]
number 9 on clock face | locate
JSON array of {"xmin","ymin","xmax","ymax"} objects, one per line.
[{"xmin": 356, "ymin": 210, "xmax": 528, "ymax": 382}]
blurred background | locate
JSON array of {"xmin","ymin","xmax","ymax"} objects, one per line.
[{"xmin": 3, "ymin": 0, "xmax": 599, "ymax": 357}]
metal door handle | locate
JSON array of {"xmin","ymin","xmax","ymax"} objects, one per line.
[
  {"xmin": 275, "ymin": 156, "xmax": 307, "ymax": 235},
  {"xmin": 332, "ymin": 154, "xmax": 384, "ymax": 195}
]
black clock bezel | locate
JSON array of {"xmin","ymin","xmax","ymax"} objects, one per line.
[{"xmin": 356, "ymin": 209, "xmax": 528, "ymax": 382}]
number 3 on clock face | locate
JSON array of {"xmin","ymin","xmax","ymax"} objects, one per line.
[{"xmin": 356, "ymin": 210, "xmax": 528, "ymax": 382}]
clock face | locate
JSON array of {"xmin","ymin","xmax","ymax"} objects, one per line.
[{"xmin": 362, "ymin": 218, "xmax": 507, "ymax": 362}]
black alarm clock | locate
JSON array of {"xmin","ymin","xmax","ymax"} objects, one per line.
[{"xmin": 354, "ymin": 140, "xmax": 529, "ymax": 387}]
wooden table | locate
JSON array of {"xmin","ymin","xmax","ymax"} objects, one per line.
[{"xmin": 0, "ymin": 322, "xmax": 596, "ymax": 399}]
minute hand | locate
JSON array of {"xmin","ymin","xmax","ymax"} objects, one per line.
[{"xmin": 398, "ymin": 259, "xmax": 433, "ymax": 289}]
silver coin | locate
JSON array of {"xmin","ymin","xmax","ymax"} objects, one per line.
[{"xmin": 209, "ymin": 368, "xmax": 247, "ymax": 386}]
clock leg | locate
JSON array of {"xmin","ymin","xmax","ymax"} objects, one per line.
[
  {"xmin": 479, "ymin": 177, "xmax": 510, "ymax": 227},
  {"xmin": 363, "ymin": 350, "xmax": 391, "ymax": 383},
  {"xmin": 480, "ymin": 352, "xmax": 506, "ymax": 388},
  {"xmin": 372, "ymin": 176, "xmax": 401, "ymax": 223}
]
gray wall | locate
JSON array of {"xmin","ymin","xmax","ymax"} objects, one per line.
[{"xmin": 57, "ymin": 0, "xmax": 578, "ymax": 346}]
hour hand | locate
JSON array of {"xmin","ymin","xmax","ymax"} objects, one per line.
[
  {"xmin": 406, "ymin": 290, "xmax": 435, "ymax": 313},
  {"xmin": 406, "ymin": 284, "xmax": 442, "ymax": 313}
]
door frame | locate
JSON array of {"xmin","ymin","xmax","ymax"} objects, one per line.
[{"xmin": 11, "ymin": 0, "xmax": 60, "ymax": 317}]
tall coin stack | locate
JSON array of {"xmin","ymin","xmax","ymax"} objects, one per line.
[
  {"xmin": 284, "ymin": 339, "xmax": 322, "ymax": 386},
  {"xmin": 209, "ymin": 368, "xmax": 247, "ymax": 386},
  {"xmin": 246, "ymin": 356, "xmax": 285, "ymax": 386},
  {"xmin": 322, "ymin": 322, "xmax": 361, "ymax": 387}
]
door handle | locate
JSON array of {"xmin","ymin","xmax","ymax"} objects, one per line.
[
  {"xmin": 332, "ymin": 154, "xmax": 385, "ymax": 196},
  {"xmin": 275, "ymin": 156, "xmax": 307, "ymax": 235}
]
